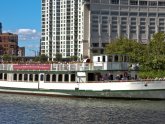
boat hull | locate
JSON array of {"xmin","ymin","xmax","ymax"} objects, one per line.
[{"xmin": 0, "ymin": 81, "xmax": 165, "ymax": 100}]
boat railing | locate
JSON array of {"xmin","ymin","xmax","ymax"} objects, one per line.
[
  {"xmin": 52, "ymin": 63, "xmax": 103, "ymax": 71},
  {"xmin": 0, "ymin": 63, "xmax": 131, "ymax": 71},
  {"xmin": 0, "ymin": 64, "xmax": 13, "ymax": 71},
  {"xmin": 0, "ymin": 63, "xmax": 105, "ymax": 71}
]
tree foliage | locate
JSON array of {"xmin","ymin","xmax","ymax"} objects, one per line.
[
  {"xmin": 105, "ymin": 37, "xmax": 146, "ymax": 63},
  {"xmin": 39, "ymin": 54, "xmax": 48, "ymax": 63},
  {"xmin": 105, "ymin": 32, "xmax": 165, "ymax": 71},
  {"xmin": 2, "ymin": 54, "xmax": 10, "ymax": 62},
  {"xmin": 55, "ymin": 53, "xmax": 62, "ymax": 61},
  {"xmin": 34, "ymin": 54, "xmax": 48, "ymax": 63}
]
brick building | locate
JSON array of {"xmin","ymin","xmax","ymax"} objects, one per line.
[{"xmin": 0, "ymin": 32, "xmax": 18, "ymax": 56}]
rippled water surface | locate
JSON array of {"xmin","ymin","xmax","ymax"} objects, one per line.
[{"xmin": 0, "ymin": 94, "xmax": 164, "ymax": 124}]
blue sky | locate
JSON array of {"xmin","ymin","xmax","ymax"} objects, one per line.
[{"xmin": 0, "ymin": 0, "xmax": 41, "ymax": 56}]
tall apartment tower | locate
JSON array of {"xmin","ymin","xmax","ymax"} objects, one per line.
[
  {"xmin": 41, "ymin": 0, "xmax": 165, "ymax": 60},
  {"xmin": 41, "ymin": 0, "xmax": 85, "ymax": 60}
]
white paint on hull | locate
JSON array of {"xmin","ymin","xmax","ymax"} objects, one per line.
[
  {"xmin": 0, "ymin": 80, "xmax": 165, "ymax": 91},
  {"xmin": 0, "ymin": 81, "xmax": 38, "ymax": 89},
  {"xmin": 0, "ymin": 81, "xmax": 165, "ymax": 99}
]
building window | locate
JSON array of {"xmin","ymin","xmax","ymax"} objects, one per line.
[
  {"xmin": 149, "ymin": 1, "xmax": 157, "ymax": 6},
  {"xmin": 139, "ymin": 1, "xmax": 148, "ymax": 6},
  {"xmin": 158, "ymin": 2, "xmax": 165, "ymax": 6},
  {"xmin": 91, "ymin": 10, "xmax": 100, "ymax": 15},
  {"xmin": 130, "ymin": 12, "xmax": 138, "ymax": 16},
  {"xmin": 158, "ymin": 13, "xmax": 165, "ymax": 17},
  {"xmin": 149, "ymin": 13, "xmax": 157, "ymax": 17},
  {"xmin": 101, "ymin": 10, "xmax": 109, "ymax": 15},
  {"xmin": 111, "ymin": 11, "xmax": 119, "ymax": 16},
  {"xmin": 120, "ymin": 12, "xmax": 128, "ymax": 16},
  {"xmin": 111, "ymin": 0, "xmax": 119, "ymax": 4},
  {"xmin": 139, "ymin": 13, "xmax": 147, "ymax": 17},
  {"xmin": 130, "ymin": 0, "xmax": 138, "ymax": 5}
]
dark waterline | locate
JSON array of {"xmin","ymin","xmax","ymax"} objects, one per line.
[{"xmin": 0, "ymin": 94, "xmax": 164, "ymax": 124}]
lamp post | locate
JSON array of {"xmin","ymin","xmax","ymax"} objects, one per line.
[{"xmin": 29, "ymin": 49, "xmax": 37, "ymax": 57}]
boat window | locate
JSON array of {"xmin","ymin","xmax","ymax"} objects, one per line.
[
  {"xmin": 58, "ymin": 74, "xmax": 62, "ymax": 81},
  {"xmin": 103, "ymin": 56, "xmax": 106, "ymax": 62},
  {"xmin": 35, "ymin": 74, "xmax": 38, "ymax": 81},
  {"xmin": 29, "ymin": 74, "xmax": 33, "ymax": 81},
  {"xmin": 71, "ymin": 74, "xmax": 75, "ymax": 82},
  {"xmin": 46, "ymin": 74, "xmax": 50, "ymax": 82},
  {"xmin": 88, "ymin": 73, "xmax": 95, "ymax": 81},
  {"xmin": 0, "ymin": 73, "xmax": 2, "ymax": 80},
  {"xmin": 52, "ymin": 74, "xmax": 56, "ymax": 82},
  {"xmin": 13, "ymin": 74, "xmax": 17, "ymax": 81},
  {"xmin": 120, "ymin": 56, "xmax": 123, "ymax": 62},
  {"xmin": 19, "ymin": 74, "xmax": 22, "ymax": 81},
  {"xmin": 4, "ymin": 73, "xmax": 7, "ymax": 80},
  {"xmin": 115, "ymin": 55, "xmax": 118, "ymax": 62},
  {"xmin": 108, "ymin": 56, "xmax": 112, "ymax": 62},
  {"xmin": 98, "ymin": 57, "xmax": 100, "ymax": 62},
  {"xmin": 40, "ymin": 74, "xmax": 44, "ymax": 81},
  {"xmin": 65, "ymin": 74, "xmax": 69, "ymax": 81},
  {"xmin": 24, "ymin": 74, "xmax": 28, "ymax": 81},
  {"xmin": 124, "ymin": 56, "xmax": 127, "ymax": 62}
]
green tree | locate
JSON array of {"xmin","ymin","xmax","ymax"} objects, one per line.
[
  {"xmin": 2, "ymin": 54, "xmax": 11, "ymax": 62},
  {"xmin": 105, "ymin": 37, "xmax": 145, "ymax": 63},
  {"xmin": 70, "ymin": 55, "xmax": 78, "ymax": 61},
  {"xmin": 39, "ymin": 54, "xmax": 48, "ymax": 63},
  {"xmin": 105, "ymin": 32, "xmax": 165, "ymax": 72},
  {"xmin": 146, "ymin": 32, "xmax": 165, "ymax": 70},
  {"xmin": 55, "ymin": 53, "xmax": 62, "ymax": 61},
  {"xmin": 149, "ymin": 32, "xmax": 165, "ymax": 56}
]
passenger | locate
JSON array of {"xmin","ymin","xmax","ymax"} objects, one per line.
[
  {"xmin": 108, "ymin": 73, "xmax": 112, "ymax": 81},
  {"xmin": 99, "ymin": 74, "xmax": 102, "ymax": 81},
  {"xmin": 103, "ymin": 74, "xmax": 108, "ymax": 81},
  {"xmin": 122, "ymin": 76, "xmax": 127, "ymax": 80},
  {"xmin": 115, "ymin": 75, "xmax": 120, "ymax": 80},
  {"xmin": 102, "ymin": 74, "xmax": 108, "ymax": 81},
  {"xmin": 99, "ymin": 75, "xmax": 104, "ymax": 81}
]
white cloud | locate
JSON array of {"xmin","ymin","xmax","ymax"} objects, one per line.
[
  {"xmin": 3, "ymin": 28, "xmax": 41, "ymax": 41},
  {"xmin": 17, "ymin": 29, "xmax": 37, "ymax": 35},
  {"xmin": 16, "ymin": 28, "xmax": 40, "ymax": 41}
]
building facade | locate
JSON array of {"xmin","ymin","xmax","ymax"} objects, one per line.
[
  {"xmin": 41, "ymin": 0, "xmax": 165, "ymax": 60},
  {"xmin": 0, "ymin": 33, "xmax": 18, "ymax": 56},
  {"xmin": 41, "ymin": 0, "xmax": 85, "ymax": 60},
  {"xmin": 18, "ymin": 47, "xmax": 25, "ymax": 57}
]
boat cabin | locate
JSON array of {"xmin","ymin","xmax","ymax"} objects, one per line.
[
  {"xmin": 77, "ymin": 54, "xmax": 137, "ymax": 82},
  {"xmin": 92, "ymin": 54, "xmax": 129, "ymax": 70}
]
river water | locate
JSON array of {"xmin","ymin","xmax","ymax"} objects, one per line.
[{"xmin": 0, "ymin": 94, "xmax": 164, "ymax": 124}]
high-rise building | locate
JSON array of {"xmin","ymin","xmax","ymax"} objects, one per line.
[
  {"xmin": 41, "ymin": 0, "xmax": 165, "ymax": 60},
  {"xmin": 41, "ymin": 0, "xmax": 86, "ymax": 61},
  {"xmin": 0, "ymin": 22, "xmax": 2, "ymax": 34}
]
